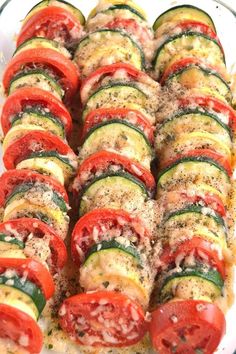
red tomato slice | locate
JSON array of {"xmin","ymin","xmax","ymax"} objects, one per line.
[
  {"xmin": 71, "ymin": 208, "xmax": 150, "ymax": 266},
  {"xmin": 82, "ymin": 107, "xmax": 154, "ymax": 144},
  {"xmin": 80, "ymin": 62, "xmax": 154, "ymax": 104},
  {"xmin": 170, "ymin": 20, "xmax": 222, "ymax": 48},
  {"xmin": 160, "ymin": 237, "xmax": 225, "ymax": 279},
  {"xmin": 3, "ymin": 48, "xmax": 79, "ymax": 102},
  {"xmin": 0, "ymin": 169, "xmax": 69, "ymax": 208},
  {"xmin": 0, "ymin": 304, "xmax": 43, "ymax": 353},
  {"xmin": 161, "ymin": 57, "xmax": 227, "ymax": 85},
  {"xmin": 59, "ymin": 291, "xmax": 147, "ymax": 347},
  {"xmin": 0, "ymin": 258, "xmax": 54, "ymax": 299},
  {"xmin": 149, "ymin": 300, "xmax": 225, "ymax": 354},
  {"xmin": 162, "ymin": 190, "xmax": 226, "ymax": 217},
  {"xmin": 179, "ymin": 94, "xmax": 236, "ymax": 129},
  {"xmin": 17, "ymin": 6, "xmax": 83, "ymax": 48},
  {"xmin": 162, "ymin": 148, "xmax": 232, "ymax": 177},
  {"xmin": 73, "ymin": 150, "xmax": 155, "ymax": 194},
  {"xmin": 1, "ymin": 87, "xmax": 72, "ymax": 136},
  {"xmin": 0, "ymin": 218, "xmax": 67, "ymax": 271},
  {"xmin": 105, "ymin": 18, "xmax": 152, "ymax": 47},
  {"xmin": 3, "ymin": 130, "xmax": 77, "ymax": 171}
]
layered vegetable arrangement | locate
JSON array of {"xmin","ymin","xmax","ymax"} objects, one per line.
[
  {"xmin": 150, "ymin": 5, "xmax": 235, "ymax": 354},
  {"xmin": 58, "ymin": 0, "xmax": 159, "ymax": 348},
  {"xmin": 0, "ymin": 0, "xmax": 84, "ymax": 352},
  {"xmin": 0, "ymin": 0, "xmax": 235, "ymax": 353}
]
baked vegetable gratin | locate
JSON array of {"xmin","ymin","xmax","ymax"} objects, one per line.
[{"xmin": 0, "ymin": 0, "xmax": 235, "ymax": 353}]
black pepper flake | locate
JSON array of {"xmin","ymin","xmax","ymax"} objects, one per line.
[{"xmin": 102, "ymin": 281, "xmax": 110, "ymax": 288}]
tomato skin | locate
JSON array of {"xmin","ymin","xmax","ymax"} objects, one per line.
[
  {"xmin": 0, "ymin": 258, "xmax": 54, "ymax": 299},
  {"xmin": 0, "ymin": 169, "xmax": 69, "ymax": 208},
  {"xmin": 160, "ymin": 237, "xmax": 226, "ymax": 279},
  {"xmin": 178, "ymin": 95, "xmax": 236, "ymax": 129},
  {"xmin": 2, "ymin": 48, "xmax": 79, "ymax": 102},
  {"xmin": 0, "ymin": 218, "xmax": 67, "ymax": 271},
  {"xmin": 73, "ymin": 150, "xmax": 156, "ymax": 193},
  {"xmin": 1, "ymin": 87, "xmax": 72, "ymax": 137},
  {"xmin": 3, "ymin": 130, "xmax": 77, "ymax": 171},
  {"xmin": 59, "ymin": 291, "xmax": 147, "ymax": 347},
  {"xmin": 81, "ymin": 62, "xmax": 142, "ymax": 103},
  {"xmin": 0, "ymin": 304, "xmax": 43, "ymax": 353},
  {"xmin": 149, "ymin": 300, "xmax": 226, "ymax": 354},
  {"xmin": 71, "ymin": 208, "xmax": 150, "ymax": 266},
  {"xmin": 82, "ymin": 107, "xmax": 154, "ymax": 143},
  {"xmin": 105, "ymin": 18, "xmax": 152, "ymax": 45},
  {"xmin": 162, "ymin": 148, "xmax": 232, "ymax": 177},
  {"xmin": 160, "ymin": 57, "xmax": 227, "ymax": 85},
  {"xmin": 17, "ymin": 6, "xmax": 83, "ymax": 48},
  {"xmin": 169, "ymin": 20, "xmax": 222, "ymax": 46},
  {"xmin": 162, "ymin": 190, "xmax": 226, "ymax": 217}
]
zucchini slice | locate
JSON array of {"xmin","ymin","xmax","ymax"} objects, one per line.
[
  {"xmin": 157, "ymin": 110, "xmax": 232, "ymax": 151},
  {"xmin": 164, "ymin": 205, "xmax": 227, "ymax": 241},
  {"xmin": 153, "ymin": 5, "xmax": 216, "ymax": 32},
  {"xmin": 80, "ymin": 120, "xmax": 153, "ymax": 169},
  {"xmin": 84, "ymin": 240, "xmax": 141, "ymax": 264},
  {"xmin": 79, "ymin": 172, "xmax": 148, "ymax": 216},
  {"xmin": 74, "ymin": 29, "xmax": 145, "ymax": 77},
  {"xmin": 153, "ymin": 33, "xmax": 225, "ymax": 79},
  {"xmin": 11, "ymin": 108, "xmax": 65, "ymax": 139},
  {"xmin": 157, "ymin": 156, "xmax": 230, "ymax": 196},
  {"xmin": 5, "ymin": 182, "xmax": 68, "ymax": 213},
  {"xmin": 166, "ymin": 66, "xmax": 232, "ymax": 103},
  {"xmin": 88, "ymin": 2, "xmax": 147, "ymax": 22},
  {"xmin": 23, "ymin": 0, "xmax": 85, "ymax": 25},
  {"xmin": 82, "ymin": 82, "xmax": 150, "ymax": 121},
  {"xmin": 19, "ymin": 151, "xmax": 76, "ymax": 185},
  {"xmin": 15, "ymin": 37, "xmax": 71, "ymax": 58},
  {"xmin": 9, "ymin": 69, "xmax": 64, "ymax": 100},
  {"xmin": 80, "ymin": 243, "xmax": 151, "ymax": 308},
  {"xmin": 160, "ymin": 266, "xmax": 223, "ymax": 303},
  {"xmin": 0, "ymin": 234, "xmax": 26, "ymax": 259},
  {"xmin": 0, "ymin": 275, "xmax": 46, "ymax": 319}
]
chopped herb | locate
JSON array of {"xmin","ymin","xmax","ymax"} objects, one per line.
[
  {"xmin": 195, "ymin": 349, "xmax": 204, "ymax": 354},
  {"xmin": 102, "ymin": 281, "xmax": 110, "ymax": 288},
  {"xmin": 48, "ymin": 329, "xmax": 53, "ymax": 336},
  {"xmin": 48, "ymin": 344, "xmax": 53, "ymax": 349},
  {"xmin": 78, "ymin": 331, "xmax": 85, "ymax": 337}
]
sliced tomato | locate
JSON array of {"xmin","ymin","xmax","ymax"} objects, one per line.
[
  {"xmin": 178, "ymin": 95, "xmax": 236, "ymax": 129},
  {"xmin": 0, "ymin": 218, "xmax": 67, "ymax": 270},
  {"xmin": 0, "ymin": 304, "xmax": 43, "ymax": 353},
  {"xmin": 73, "ymin": 150, "xmax": 155, "ymax": 194},
  {"xmin": 170, "ymin": 20, "xmax": 222, "ymax": 49},
  {"xmin": 3, "ymin": 48, "xmax": 79, "ymax": 101},
  {"xmin": 80, "ymin": 62, "xmax": 155, "ymax": 104},
  {"xmin": 160, "ymin": 237, "xmax": 225, "ymax": 279},
  {"xmin": 162, "ymin": 190, "xmax": 226, "ymax": 217},
  {"xmin": 162, "ymin": 148, "xmax": 232, "ymax": 177},
  {"xmin": 17, "ymin": 6, "xmax": 83, "ymax": 49},
  {"xmin": 149, "ymin": 300, "xmax": 225, "ymax": 354},
  {"xmin": 0, "ymin": 258, "xmax": 54, "ymax": 299},
  {"xmin": 3, "ymin": 130, "xmax": 77, "ymax": 170},
  {"xmin": 0, "ymin": 169, "xmax": 68, "ymax": 208},
  {"xmin": 1, "ymin": 87, "xmax": 72, "ymax": 136},
  {"xmin": 161, "ymin": 57, "xmax": 227, "ymax": 85},
  {"xmin": 105, "ymin": 18, "xmax": 152, "ymax": 47},
  {"xmin": 82, "ymin": 107, "xmax": 154, "ymax": 144},
  {"xmin": 71, "ymin": 208, "xmax": 150, "ymax": 266},
  {"xmin": 59, "ymin": 291, "xmax": 147, "ymax": 347}
]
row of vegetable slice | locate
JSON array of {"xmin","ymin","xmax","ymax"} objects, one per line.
[
  {"xmin": 0, "ymin": 0, "xmax": 85, "ymax": 352},
  {"xmin": 149, "ymin": 4, "xmax": 235, "ymax": 354}
]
